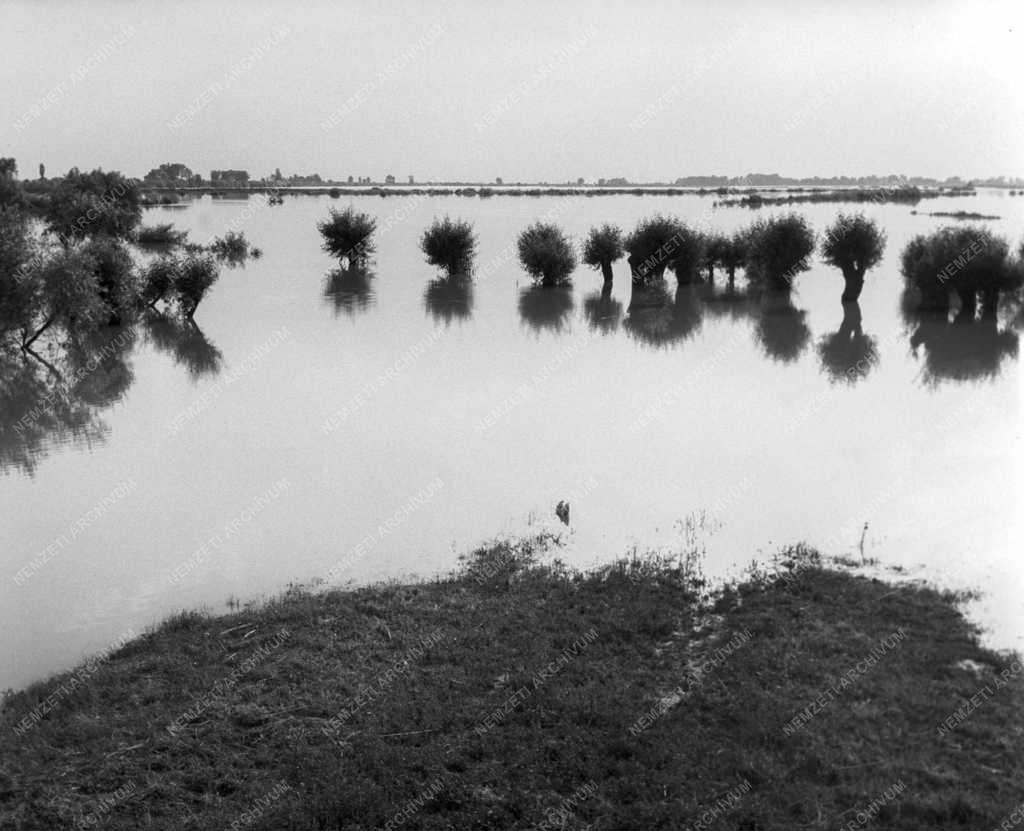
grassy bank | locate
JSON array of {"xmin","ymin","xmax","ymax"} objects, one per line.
[{"xmin": 2, "ymin": 540, "xmax": 1022, "ymax": 829}]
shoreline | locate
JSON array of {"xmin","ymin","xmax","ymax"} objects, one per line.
[{"xmin": 2, "ymin": 538, "xmax": 1022, "ymax": 828}]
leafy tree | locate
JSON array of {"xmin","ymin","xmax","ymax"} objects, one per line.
[
  {"xmin": 39, "ymin": 163, "xmax": 45, "ymax": 180},
  {"xmin": 44, "ymin": 168, "xmax": 142, "ymax": 243},
  {"xmin": 718, "ymin": 232, "xmax": 748, "ymax": 284},
  {"xmin": 136, "ymin": 223, "xmax": 188, "ymax": 247},
  {"xmin": 20, "ymin": 246, "xmax": 107, "ymax": 350},
  {"xmin": 0, "ymin": 211, "xmax": 36, "ymax": 343},
  {"xmin": 701, "ymin": 233, "xmax": 731, "ymax": 282},
  {"xmin": 141, "ymin": 256, "xmax": 180, "ymax": 309},
  {"xmin": 745, "ymin": 213, "xmax": 816, "ymax": 290},
  {"xmin": 582, "ymin": 224, "xmax": 624, "ymax": 285},
  {"xmin": 209, "ymin": 230, "xmax": 253, "ymax": 265},
  {"xmin": 318, "ymin": 207, "xmax": 377, "ymax": 265},
  {"xmin": 173, "ymin": 253, "xmax": 220, "ymax": 319},
  {"xmin": 624, "ymin": 215, "xmax": 680, "ymax": 285},
  {"xmin": 517, "ymin": 222, "xmax": 576, "ymax": 287},
  {"xmin": 900, "ymin": 226, "xmax": 1012, "ymax": 317},
  {"xmin": 667, "ymin": 225, "xmax": 705, "ymax": 285},
  {"xmin": 81, "ymin": 237, "xmax": 138, "ymax": 322},
  {"xmin": 822, "ymin": 214, "xmax": 886, "ymax": 302},
  {"xmin": 420, "ymin": 216, "xmax": 477, "ymax": 278}
]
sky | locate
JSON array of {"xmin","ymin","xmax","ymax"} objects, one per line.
[{"xmin": 1, "ymin": 0, "xmax": 1021, "ymax": 182}]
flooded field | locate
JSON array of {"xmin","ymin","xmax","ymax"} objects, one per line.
[{"xmin": 2, "ymin": 189, "xmax": 1021, "ymax": 691}]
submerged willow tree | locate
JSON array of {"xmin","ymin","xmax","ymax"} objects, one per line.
[
  {"xmin": 318, "ymin": 206, "xmax": 377, "ymax": 266},
  {"xmin": 900, "ymin": 225, "xmax": 1015, "ymax": 318},
  {"xmin": 624, "ymin": 215, "xmax": 679, "ymax": 285},
  {"xmin": 516, "ymin": 222, "xmax": 576, "ymax": 287},
  {"xmin": 745, "ymin": 213, "xmax": 816, "ymax": 291},
  {"xmin": 420, "ymin": 216, "xmax": 477, "ymax": 278},
  {"xmin": 582, "ymin": 224, "xmax": 624, "ymax": 286},
  {"xmin": 821, "ymin": 213, "xmax": 886, "ymax": 302}
]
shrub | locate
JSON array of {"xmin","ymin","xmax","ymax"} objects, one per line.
[
  {"xmin": 81, "ymin": 237, "xmax": 139, "ymax": 321},
  {"xmin": 318, "ymin": 206, "xmax": 376, "ymax": 264},
  {"xmin": 44, "ymin": 168, "xmax": 141, "ymax": 242},
  {"xmin": 516, "ymin": 222, "xmax": 576, "ymax": 287},
  {"xmin": 141, "ymin": 257, "xmax": 180, "ymax": 308},
  {"xmin": 745, "ymin": 213, "xmax": 816, "ymax": 289},
  {"xmin": 0, "ymin": 211, "xmax": 36, "ymax": 340},
  {"xmin": 701, "ymin": 233, "xmax": 731, "ymax": 280},
  {"xmin": 209, "ymin": 230, "xmax": 251, "ymax": 264},
  {"xmin": 22, "ymin": 247, "xmax": 107, "ymax": 349},
  {"xmin": 822, "ymin": 214, "xmax": 886, "ymax": 301},
  {"xmin": 582, "ymin": 224, "xmax": 624, "ymax": 283},
  {"xmin": 718, "ymin": 232, "xmax": 748, "ymax": 281},
  {"xmin": 624, "ymin": 215, "xmax": 680, "ymax": 284},
  {"xmin": 900, "ymin": 225, "xmax": 1012, "ymax": 317},
  {"xmin": 174, "ymin": 253, "xmax": 220, "ymax": 319},
  {"xmin": 667, "ymin": 225, "xmax": 706, "ymax": 285},
  {"xmin": 420, "ymin": 216, "xmax": 477, "ymax": 277},
  {"xmin": 136, "ymin": 223, "xmax": 187, "ymax": 247}
]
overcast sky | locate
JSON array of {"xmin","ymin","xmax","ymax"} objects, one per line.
[{"xmin": 1, "ymin": 0, "xmax": 1021, "ymax": 181}]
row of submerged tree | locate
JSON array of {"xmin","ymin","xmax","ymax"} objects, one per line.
[
  {"xmin": 1, "ymin": 162, "xmax": 259, "ymax": 369},
  {"xmin": 317, "ymin": 204, "xmax": 1024, "ymax": 320}
]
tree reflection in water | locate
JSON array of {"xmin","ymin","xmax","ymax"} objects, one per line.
[
  {"xmin": 623, "ymin": 281, "xmax": 704, "ymax": 348},
  {"xmin": 582, "ymin": 284, "xmax": 624, "ymax": 334},
  {"xmin": 902, "ymin": 288, "xmax": 1019, "ymax": 386},
  {"xmin": 518, "ymin": 286, "xmax": 574, "ymax": 334},
  {"xmin": 423, "ymin": 276, "xmax": 473, "ymax": 326},
  {"xmin": 817, "ymin": 301, "xmax": 879, "ymax": 385},
  {"xmin": 1, "ymin": 319, "xmax": 222, "ymax": 476},
  {"xmin": 323, "ymin": 265, "xmax": 376, "ymax": 317}
]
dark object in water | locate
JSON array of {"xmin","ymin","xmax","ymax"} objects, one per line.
[{"xmin": 555, "ymin": 501, "xmax": 570, "ymax": 525}]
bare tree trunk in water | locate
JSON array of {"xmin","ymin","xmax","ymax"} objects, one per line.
[
  {"xmin": 601, "ymin": 260, "xmax": 613, "ymax": 286},
  {"xmin": 841, "ymin": 266, "xmax": 866, "ymax": 303}
]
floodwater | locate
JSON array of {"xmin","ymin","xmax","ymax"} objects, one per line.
[{"xmin": 2, "ymin": 190, "xmax": 1021, "ymax": 691}]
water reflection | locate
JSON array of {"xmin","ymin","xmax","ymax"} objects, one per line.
[
  {"xmin": 623, "ymin": 282, "xmax": 704, "ymax": 348},
  {"xmin": 903, "ymin": 300, "xmax": 1019, "ymax": 386},
  {"xmin": 752, "ymin": 289, "xmax": 811, "ymax": 363},
  {"xmin": 423, "ymin": 276, "xmax": 474, "ymax": 325},
  {"xmin": 518, "ymin": 286, "xmax": 574, "ymax": 333},
  {"xmin": 0, "ymin": 333, "xmax": 132, "ymax": 476},
  {"xmin": 582, "ymin": 285, "xmax": 624, "ymax": 334},
  {"xmin": 817, "ymin": 302, "xmax": 879, "ymax": 384},
  {"xmin": 702, "ymin": 281, "xmax": 757, "ymax": 324},
  {"xmin": 142, "ymin": 312, "xmax": 223, "ymax": 380},
  {"xmin": 323, "ymin": 265, "xmax": 376, "ymax": 316}
]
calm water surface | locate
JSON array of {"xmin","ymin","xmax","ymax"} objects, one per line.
[{"xmin": 2, "ymin": 191, "xmax": 1021, "ymax": 690}]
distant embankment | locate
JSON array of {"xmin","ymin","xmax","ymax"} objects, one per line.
[
  {"xmin": 141, "ymin": 183, "xmax": 975, "ymax": 206},
  {"xmin": 714, "ymin": 185, "xmax": 976, "ymax": 209}
]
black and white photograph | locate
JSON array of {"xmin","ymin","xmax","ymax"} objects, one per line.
[{"xmin": 1, "ymin": 1, "xmax": 1022, "ymax": 827}]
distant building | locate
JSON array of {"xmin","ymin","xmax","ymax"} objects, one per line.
[
  {"xmin": 210, "ymin": 169, "xmax": 249, "ymax": 186},
  {"xmin": 408, "ymin": 175, "xmax": 414, "ymax": 184}
]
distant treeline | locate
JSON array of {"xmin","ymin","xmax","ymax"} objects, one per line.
[
  {"xmin": 715, "ymin": 186, "xmax": 976, "ymax": 209},
  {"xmin": 136, "ymin": 183, "xmax": 974, "ymax": 207}
]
